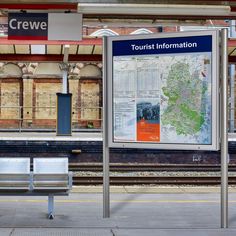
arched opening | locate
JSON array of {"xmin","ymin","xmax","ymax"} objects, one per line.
[
  {"xmin": 0, "ymin": 63, "xmax": 23, "ymax": 129},
  {"xmin": 90, "ymin": 29, "xmax": 119, "ymax": 36},
  {"xmin": 130, "ymin": 28, "xmax": 153, "ymax": 35}
]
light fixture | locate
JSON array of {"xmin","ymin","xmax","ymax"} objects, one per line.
[
  {"xmin": 31, "ymin": 45, "xmax": 45, "ymax": 55},
  {"xmin": 63, "ymin": 45, "xmax": 70, "ymax": 63},
  {"xmin": 83, "ymin": 18, "xmax": 207, "ymax": 28},
  {"xmin": 77, "ymin": 3, "xmax": 231, "ymax": 17}
]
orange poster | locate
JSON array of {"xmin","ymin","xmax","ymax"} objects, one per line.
[
  {"xmin": 137, "ymin": 119, "xmax": 160, "ymax": 142},
  {"xmin": 136, "ymin": 102, "xmax": 160, "ymax": 142}
]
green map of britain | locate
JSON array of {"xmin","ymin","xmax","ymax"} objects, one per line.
[{"xmin": 161, "ymin": 61, "xmax": 207, "ymax": 136}]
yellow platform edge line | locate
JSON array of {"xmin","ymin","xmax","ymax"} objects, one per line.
[{"xmin": 0, "ymin": 199, "xmax": 236, "ymax": 204}]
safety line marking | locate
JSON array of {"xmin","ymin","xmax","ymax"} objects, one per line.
[{"xmin": 0, "ymin": 199, "xmax": 236, "ymax": 203}]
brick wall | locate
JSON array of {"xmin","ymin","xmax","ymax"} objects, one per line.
[
  {"xmin": 0, "ymin": 77, "xmax": 102, "ymax": 130},
  {"xmin": 78, "ymin": 78, "xmax": 102, "ymax": 128},
  {"xmin": 0, "ymin": 78, "xmax": 21, "ymax": 128}
]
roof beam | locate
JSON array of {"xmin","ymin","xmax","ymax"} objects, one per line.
[
  {"xmin": 0, "ymin": 37, "xmax": 102, "ymax": 45},
  {"xmin": 0, "ymin": 3, "xmax": 77, "ymax": 11},
  {"xmin": 0, "ymin": 54, "xmax": 102, "ymax": 62}
]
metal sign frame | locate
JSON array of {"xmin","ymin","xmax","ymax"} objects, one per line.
[
  {"xmin": 220, "ymin": 28, "xmax": 228, "ymax": 228},
  {"xmin": 106, "ymin": 30, "xmax": 220, "ymax": 151},
  {"xmin": 103, "ymin": 29, "xmax": 228, "ymax": 228}
]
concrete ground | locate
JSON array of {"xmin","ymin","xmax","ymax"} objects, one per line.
[
  {"xmin": 0, "ymin": 186, "xmax": 236, "ymax": 235},
  {"xmin": 0, "ymin": 132, "xmax": 235, "ymax": 234}
]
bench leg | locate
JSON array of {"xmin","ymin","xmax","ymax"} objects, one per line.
[{"xmin": 48, "ymin": 195, "xmax": 54, "ymax": 219}]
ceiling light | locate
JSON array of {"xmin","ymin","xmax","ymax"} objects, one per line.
[{"xmin": 78, "ymin": 4, "xmax": 231, "ymax": 16}]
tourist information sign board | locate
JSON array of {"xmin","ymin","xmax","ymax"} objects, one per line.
[{"xmin": 106, "ymin": 30, "xmax": 220, "ymax": 150}]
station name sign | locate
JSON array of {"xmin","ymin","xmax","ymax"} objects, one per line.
[{"xmin": 8, "ymin": 13, "xmax": 82, "ymax": 41}]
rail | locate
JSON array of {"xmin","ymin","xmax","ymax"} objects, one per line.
[
  {"xmin": 70, "ymin": 163, "xmax": 236, "ymax": 185},
  {"xmin": 72, "ymin": 176, "xmax": 236, "ymax": 185},
  {"xmin": 68, "ymin": 163, "xmax": 236, "ymax": 172}
]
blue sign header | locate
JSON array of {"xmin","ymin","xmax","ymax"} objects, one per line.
[{"xmin": 113, "ymin": 35, "xmax": 212, "ymax": 56}]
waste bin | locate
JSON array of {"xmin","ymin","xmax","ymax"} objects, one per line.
[{"xmin": 56, "ymin": 93, "xmax": 72, "ymax": 136}]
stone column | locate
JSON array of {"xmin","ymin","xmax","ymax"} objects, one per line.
[{"xmin": 23, "ymin": 78, "xmax": 33, "ymax": 128}]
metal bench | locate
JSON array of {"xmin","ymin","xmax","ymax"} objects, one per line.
[
  {"xmin": 0, "ymin": 158, "xmax": 30, "ymax": 191},
  {"xmin": 0, "ymin": 157, "xmax": 72, "ymax": 219},
  {"xmin": 33, "ymin": 158, "xmax": 73, "ymax": 219}
]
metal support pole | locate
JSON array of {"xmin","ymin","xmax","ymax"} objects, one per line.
[
  {"xmin": 48, "ymin": 195, "xmax": 54, "ymax": 219},
  {"xmin": 221, "ymin": 28, "xmax": 228, "ymax": 228},
  {"xmin": 62, "ymin": 45, "xmax": 70, "ymax": 94},
  {"xmin": 62, "ymin": 70, "xmax": 68, "ymax": 94},
  {"xmin": 230, "ymin": 65, "xmax": 235, "ymax": 132},
  {"xmin": 103, "ymin": 36, "xmax": 110, "ymax": 218},
  {"xmin": 230, "ymin": 20, "xmax": 236, "ymax": 132}
]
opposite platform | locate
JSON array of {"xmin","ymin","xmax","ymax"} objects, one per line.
[{"xmin": 0, "ymin": 132, "xmax": 102, "ymax": 141}]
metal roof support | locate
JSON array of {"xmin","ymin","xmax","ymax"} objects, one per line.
[
  {"xmin": 230, "ymin": 20, "xmax": 236, "ymax": 132},
  {"xmin": 61, "ymin": 44, "xmax": 69, "ymax": 94}
]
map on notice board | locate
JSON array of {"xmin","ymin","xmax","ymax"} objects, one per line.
[{"xmin": 113, "ymin": 53, "xmax": 211, "ymax": 145}]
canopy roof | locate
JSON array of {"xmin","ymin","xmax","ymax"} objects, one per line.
[{"xmin": 0, "ymin": 37, "xmax": 102, "ymax": 62}]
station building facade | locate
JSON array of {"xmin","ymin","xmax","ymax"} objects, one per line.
[{"xmin": 0, "ymin": 20, "xmax": 231, "ymax": 131}]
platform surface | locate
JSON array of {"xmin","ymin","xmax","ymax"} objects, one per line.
[
  {"xmin": 0, "ymin": 186, "xmax": 235, "ymax": 235},
  {"xmin": 0, "ymin": 132, "xmax": 102, "ymax": 141},
  {"xmin": 0, "ymin": 131, "xmax": 236, "ymax": 142}
]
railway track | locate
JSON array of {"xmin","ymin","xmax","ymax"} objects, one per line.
[
  {"xmin": 70, "ymin": 163, "xmax": 236, "ymax": 185},
  {"xmin": 69, "ymin": 163, "xmax": 236, "ymax": 172},
  {"xmin": 73, "ymin": 176, "xmax": 236, "ymax": 185}
]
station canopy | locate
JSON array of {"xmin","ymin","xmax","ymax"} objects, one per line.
[{"xmin": 0, "ymin": 37, "xmax": 102, "ymax": 62}]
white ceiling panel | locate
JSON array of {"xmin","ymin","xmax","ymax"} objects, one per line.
[{"xmin": 31, "ymin": 45, "xmax": 46, "ymax": 54}]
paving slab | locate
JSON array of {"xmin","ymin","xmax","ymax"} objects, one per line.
[
  {"xmin": 180, "ymin": 187, "xmax": 221, "ymax": 193},
  {"xmin": 72, "ymin": 186, "xmax": 103, "ymax": 193},
  {"xmin": 124, "ymin": 186, "xmax": 184, "ymax": 193},
  {"xmin": 72, "ymin": 186, "xmax": 127, "ymax": 194},
  {"xmin": 0, "ymin": 229, "xmax": 13, "ymax": 236},
  {"xmin": 113, "ymin": 229, "xmax": 236, "ymax": 236},
  {"xmin": 11, "ymin": 228, "xmax": 113, "ymax": 236}
]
